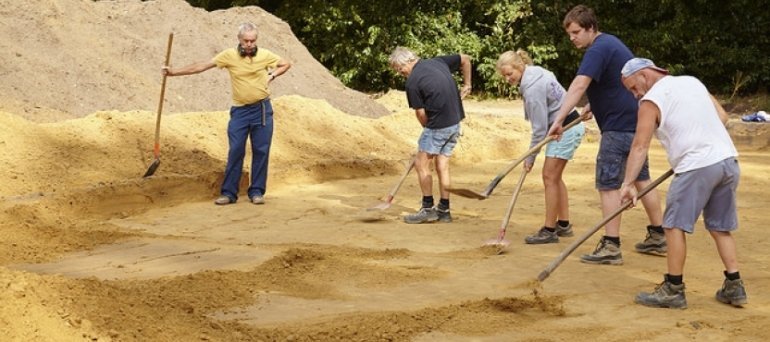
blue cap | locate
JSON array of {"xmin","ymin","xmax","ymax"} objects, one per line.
[{"xmin": 621, "ymin": 58, "xmax": 669, "ymax": 78}]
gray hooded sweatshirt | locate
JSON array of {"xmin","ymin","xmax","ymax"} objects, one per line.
[{"xmin": 519, "ymin": 65, "xmax": 567, "ymax": 164}]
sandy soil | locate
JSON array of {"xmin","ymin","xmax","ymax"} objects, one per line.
[{"xmin": 2, "ymin": 1, "xmax": 770, "ymax": 341}]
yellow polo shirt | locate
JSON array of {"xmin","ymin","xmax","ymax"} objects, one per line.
[{"xmin": 213, "ymin": 47, "xmax": 281, "ymax": 106}]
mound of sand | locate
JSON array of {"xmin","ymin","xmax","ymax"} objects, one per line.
[{"xmin": 0, "ymin": 0, "xmax": 387, "ymax": 122}]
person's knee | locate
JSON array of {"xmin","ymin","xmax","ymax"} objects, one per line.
[
  {"xmin": 415, "ymin": 165, "xmax": 432, "ymax": 177},
  {"xmin": 542, "ymin": 170, "xmax": 560, "ymax": 185}
]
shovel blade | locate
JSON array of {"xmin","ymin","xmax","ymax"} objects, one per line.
[
  {"xmin": 484, "ymin": 238, "xmax": 510, "ymax": 247},
  {"xmin": 484, "ymin": 238, "xmax": 511, "ymax": 255},
  {"xmin": 447, "ymin": 187, "xmax": 488, "ymax": 200},
  {"xmin": 143, "ymin": 159, "xmax": 160, "ymax": 178},
  {"xmin": 366, "ymin": 201, "xmax": 392, "ymax": 211}
]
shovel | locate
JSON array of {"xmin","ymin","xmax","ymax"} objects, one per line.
[
  {"xmin": 485, "ymin": 168, "xmax": 528, "ymax": 252},
  {"xmin": 448, "ymin": 117, "xmax": 582, "ymax": 200},
  {"xmin": 143, "ymin": 32, "xmax": 174, "ymax": 178},
  {"xmin": 537, "ymin": 168, "xmax": 674, "ymax": 282},
  {"xmin": 367, "ymin": 156, "xmax": 416, "ymax": 211}
]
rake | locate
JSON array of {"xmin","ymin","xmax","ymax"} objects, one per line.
[{"xmin": 537, "ymin": 169, "xmax": 674, "ymax": 282}]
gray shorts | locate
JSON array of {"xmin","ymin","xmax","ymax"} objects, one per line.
[
  {"xmin": 595, "ymin": 131, "xmax": 650, "ymax": 190},
  {"xmin": 418, "ymin": 124, "xmax": 460, "ymax": 156},
  {"xmin": 664, "ymin": 157, "xmax": 740, "ymax": 233}
]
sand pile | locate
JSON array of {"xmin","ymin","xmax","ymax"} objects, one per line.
[
  {"xmin": 0, "ymin": 92, "xmax": 529, "ymax": 199},
  {"xmin": 0, "ymin": 0, "xmax": 387, "ymax": 122}
]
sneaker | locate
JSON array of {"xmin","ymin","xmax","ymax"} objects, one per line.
[
  {"xmin": 635, "ymin": 226, "xmax": 667, "ymax": 255},
  {"xmin": 555, "ymin": 223, "xmax": 574, "ymax": 237},
  {"xmin": 635, "ymin": 280, "xmax": 687, "ymax": 309},
  {"xmin": 214, "ymin": 195, "xmax": 235, "ymax": 205},
  {"xmin": 435, "ymin": 207, "xmax": 452, "ymax": 223},
  {"xmin": 580, "ymin": 237, "xmax": 623, "ymax": 265},
  {"xmin": 251, "ymin": 195, "xmax": 265, "ymax": 205},
  {"xmin": 403, "ymin": 207, "xmax": 439, "ymax": 224},
  {"xmin": 715, "ymin": 278, "xmax": 748, "ymax": 307},
  {"xmin": 524, "ymin": 227, "xmax": 559, "ymax": 244}
]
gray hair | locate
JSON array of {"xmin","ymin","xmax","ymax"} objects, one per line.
[
  {"xmin": 238, "ymin": 22, "xmax": 258, "ymax": 38},
  {"xmin": 389, "ymin": 47, "xmax": 419, "ymax": 68}
]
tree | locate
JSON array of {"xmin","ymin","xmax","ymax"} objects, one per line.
[{"xmin": 186, "ymin": 0, "xmax": 770, "ymax": 95}]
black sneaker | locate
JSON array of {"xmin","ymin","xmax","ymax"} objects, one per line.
[
  {"xmin": 635, "ymin": 280, "xmax": 687, "ymax": 309},
  {"xmin": 524, "ymin": 227, "xmax": 558, "ymax": 244},
  {"xmin": 715, "ymin": 278, "xmax": 747, "ymax": 307},
  {"xmin": 403, "ymin": 207, "xmax": 439, "ymax": 224}
]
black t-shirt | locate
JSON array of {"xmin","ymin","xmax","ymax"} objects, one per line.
[{"xmin": 405, "ymin": 55, "xmax": 465, "ymax": 129}]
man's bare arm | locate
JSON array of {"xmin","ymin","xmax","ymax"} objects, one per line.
[{"xmin": 164, "ymin": 61, "xmax": 217, "ymax": 76}]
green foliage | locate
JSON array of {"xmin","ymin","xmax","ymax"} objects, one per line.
[
  {"xmin": 186, "ymin": 0, "xmax": 770, "ymax": 96},
  {"xmin": 264, "ymin": 1, "xmax": 487, "ymax": 91}
]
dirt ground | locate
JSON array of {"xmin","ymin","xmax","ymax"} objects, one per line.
[{"xmin": 2, "ymin": 1, "xmax": 770, "ymax": 341}]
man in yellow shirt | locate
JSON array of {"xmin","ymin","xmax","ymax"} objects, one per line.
[{"xmin": 163, "ymin": 22, "xmax": 291, "ymax": 205}]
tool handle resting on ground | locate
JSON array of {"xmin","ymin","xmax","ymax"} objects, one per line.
[
  {"xmin": 385, "ymin": 157, "xmax": 416, "ymax": 203},
  {"xmin": 537, "ymin": 168, "xmax": 674, "ymax": 282},
  {"xmin": 143, "ymin": 32, "xmax": 174, "ymax": 178},
  {"xmin": 367, "ymin": 156, "xmax": 416, "ymax": 211},
  {"xmin": 496, "ymin": 168, "xmax": 528, "ymax": 242}
]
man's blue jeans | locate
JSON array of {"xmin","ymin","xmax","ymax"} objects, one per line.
[{"xmin": 221, "ymin": 99, "xmax": 273, "ymax": 201}]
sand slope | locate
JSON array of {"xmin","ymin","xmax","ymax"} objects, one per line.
[{"xmin": 0, "ymin": 0, "xmax": 387, "ymax": 122}]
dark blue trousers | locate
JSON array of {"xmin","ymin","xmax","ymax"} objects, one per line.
[{"xmin": 221, "ymin": 99, "xmax": 273, "ymax": 201}]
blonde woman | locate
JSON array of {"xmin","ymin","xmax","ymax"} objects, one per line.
[{"xmin": 496, "ymin": 50, "xmax": 585, "ymax": 244}]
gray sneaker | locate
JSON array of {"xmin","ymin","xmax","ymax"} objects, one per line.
[
  {"xmin": 403, "ymin": 207, "xmax": 439, "ymax": 224},
  {"xmin": 635, "ymin": 280, "xmax": 687, "ymax": 309},
  {"xmin": 214, "ymin": 195, "xmax": 235, "ymax": 205},
  {"xmin": 715, "ymin": 278, "xmax": 747, "ymax": 307},
  {"xmin": 435, "ymin": 207, "xmax": 452, "ymax": 223},
  {"xmin": 524, "ymin": 227, "xmax": 558, "ymax": 244},
  {"xmin": 555, "ymin": 223, "xmax": 574, "ymax": 237},
  {"xmin": 580, "ymin": 237, "xmax": 623, "ymax": 265},
  {"xmin": 635, "ymin": 226, "xmax": 667, "ymax": 255}
]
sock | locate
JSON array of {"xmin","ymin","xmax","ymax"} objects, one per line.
[
  {"xmin": 557, "ymin": 220, "xmax": 570, "ymax": 227},
  {"xmin": 724, "ymin": 270, "xmax": 741, "ymax": 281},
  {"xmin": 648, "ymin": 225, "xmax": 664, "ymax": 234},
  {"xmin": 665, "ymin": 273, "xmax": 683, "ymax": 285},
  {"xmin": 421, "ymin": 196, "xmax": 434, "ymax": 209},
  {"xmin": 543, "ymin": 226, "xmax": 556, "ymax": 232},
  {"xmin": 438, "ymin": 198, "xmax": 450, "ymax": 211},
  {"xmin": 603, "ymin": 236, "xmax": 621, "ymax": 246}
]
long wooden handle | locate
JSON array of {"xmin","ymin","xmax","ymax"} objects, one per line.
[
  {"xmin": 153, "ymin": 32, "xmax": 174, "ymax": 157},
  {"xmin": 537, "ymin": 169, "xmax": 674, "ymax": 282},
  {"xmin": 387, "ymin": 157, "xmax": 416, "ymax": 200},
  {"xmin": 482, "ymin": 117, "xmax": 583, "ymax": 197},
  {"xmin": 497, "ymin": 168, "xmax": 528, "ymax": 240}
]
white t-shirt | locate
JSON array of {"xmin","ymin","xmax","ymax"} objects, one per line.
[{"xmin": 641, "ymin": 75, "xmax": 737, "ymax": 173}]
